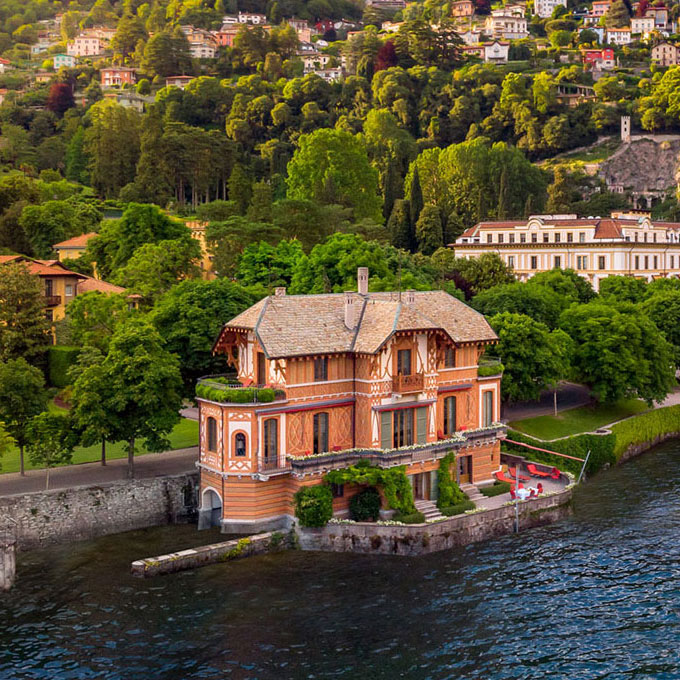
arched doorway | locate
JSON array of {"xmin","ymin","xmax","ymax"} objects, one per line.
[{"xmin": 198, "ymin": 488, "xmax": 222, "ymax": 530}]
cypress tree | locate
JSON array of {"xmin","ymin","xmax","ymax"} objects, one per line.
[
  {"xmin": 524, "ymin": 194, "xmax": 535, "ymax": 218},
  {"xmin": 415, "ymin": 205, "xmax": 444, "ymax": 255},
  {"xmin": 388, "ymin": 199, "xmax": 415, "ymax": 251},
  {"xmin": 382, "ymin": 158, "xmax": 402, "ymax": 222},
  {"xmin": 410, "ymin": 164, "xmax": 424, "ymax": 227},
  {"xmin": 497, "ymin": 167, "xmax": 511, "ymax": 220}
]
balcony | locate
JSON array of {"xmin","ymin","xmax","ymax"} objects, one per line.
[
  {"xmin": 196, "ymin": 375, "xmax": 286, "ymax": 404},
  {"xmin": 478, "ymin": 357, "xmax": 504, "ymax": 378},
  {"xmin": 392, "ymin": 373, "xmax": 424, "ymax": 394},
  {"xmin": 45, "ymin": 295, "xmax": 61, "ymax": 307}
]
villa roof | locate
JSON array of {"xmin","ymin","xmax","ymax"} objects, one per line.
[
  {"xmin": 219, "ymin": 290, "xmax": 496, "ymax": 359},
  {"xmin": 457, "ymin": 216, "xmax": 673, "ymax": 240},
  {"xmin": 53, "ymin": 232, "xmax": 98, "ymax": 249},
  {"xmin": 0, "ymin": 255, "xmax": 86, "ymax": 278}
]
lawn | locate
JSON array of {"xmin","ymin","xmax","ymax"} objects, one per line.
[
  {"xmin": 508, "ymin": 399, "xmax": 649, "ymax": 440},
  {"xmin": 0, "ymin": 417, "xmax": 199, "ymax": 475}
]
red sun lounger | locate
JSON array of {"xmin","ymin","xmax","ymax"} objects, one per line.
[
  {"xmin": 527, "ymin": 463, "xmax": 551, "ymax": 478},
  {"xmin": 507, "ymin": 467, "xmax": 530, "ymax": 482}
]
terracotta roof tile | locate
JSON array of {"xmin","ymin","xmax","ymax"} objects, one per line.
[
  {"xmin": 53, "ymin": 232, "xmax": 98, "ymax": 248},
  {"xmin": 77, "ymin": 276, "xmax": 127, "ymax": 295}
]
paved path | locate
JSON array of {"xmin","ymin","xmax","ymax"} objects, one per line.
[
  {"xmin": 0, "ymin": 447, "xmax": 198, "ymax": 497},
  {"xmin": 502, "ymin": 382, "xmax": 593, "ymax": 423}
]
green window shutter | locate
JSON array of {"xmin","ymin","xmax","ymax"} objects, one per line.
[
  {"xmin": 380, "ymin": 411, "xmax": 392, "ymax": 449},
  {"xmin": 416, "ymin": 406, "xmax": 428, "ymax": 444}
]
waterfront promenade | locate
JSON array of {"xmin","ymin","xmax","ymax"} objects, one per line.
[{"xmin": 0, "ymin": 448, "xmax": 198, "ymax": 496}]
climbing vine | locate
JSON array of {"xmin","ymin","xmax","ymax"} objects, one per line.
[
  {"xmin": 437, "ymin": 452, "xmax": 467, "ymax": 510},
  {"xmin": 324, "ymin": 460, "xmax": 416, "ymax": 515}
]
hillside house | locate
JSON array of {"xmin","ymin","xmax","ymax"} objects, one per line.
[
  {"xmin": 582, "ymin": 47, "xmax": 615, "ymax": 70},
  {"xmin": 534, "ymin": 0, "xmax": 567, "ymax": 19},
  {"xmin": 606, "ymin": 27, "xmax": 632, "ymax": 45},
  {"xmin": 451, "ymin": 0, "xmax": 475, "ymax": 17},
  {"xmin": 651, "ymin": 41, "xmax": 680, "ymax": 66},
  {"xmin": 101, "ymin": 66, "xmax": 137, "ymax": 87},
  {"xmin": 53, "ymin": 53, "xmax": 76, "ymax": 69},
  {"xmin": 196, "ymin": 269, "xmax": 504, "ymax": 532},
  {"xmin": 238, "ymin": 12, "xmax": 267, "ymax": 23},
  {"xmin": 67, "ymin": 35, "xmax": 104, "ymax": 57}
]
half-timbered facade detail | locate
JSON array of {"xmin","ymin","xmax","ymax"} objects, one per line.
[{"xmin": 197, "ymin": 269, "xmax": 505, "ymax": 532}]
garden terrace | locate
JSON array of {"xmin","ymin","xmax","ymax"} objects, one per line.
[
  {"xmin": 196, "ymin": 375, "xmax": 286, "ymax": 404},
  {"xmin": 287, "ymin": 424, "xmax": 507, "ymax": 477},
  {"xmin": 478, "ymin": 356, "xmax": 504, "ymax": 378}
]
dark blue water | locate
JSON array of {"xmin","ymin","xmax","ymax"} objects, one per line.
[{"xmin": 2, "ymin": 440, "xmax": 680, "ymax": 680}]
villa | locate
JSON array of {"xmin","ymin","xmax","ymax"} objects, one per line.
[{"xmin": 196, "ymin": 268, "xmax": 505, "ymax": 532}]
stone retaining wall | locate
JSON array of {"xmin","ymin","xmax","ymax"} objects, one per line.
[
  {"xmin": 298, "ymin": 489, "xmax": 573, "ymax": 557},
  {"xmin": 0, "ymin": 473, "xmax": 199, "ymax": 550},
  {"xmin": 131, "ymin": 531, "xmax": 293, "ymax": 577}
]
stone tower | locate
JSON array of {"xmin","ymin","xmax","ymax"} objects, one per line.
[{"xmin": 621, "ymin": 115, "xmax": 631, "ymax": 144}]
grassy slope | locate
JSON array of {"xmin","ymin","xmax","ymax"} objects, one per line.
[
  {"xmin": 0, "ymin": 411, "xmax": 199, "ymax": 474},
  {"xmin": 508, "ymin": 398, "xmax": 649, "ymax": 440}
]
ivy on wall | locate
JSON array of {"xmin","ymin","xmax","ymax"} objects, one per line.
[
  {"xmin": 325, "ymin": 460, "xmax": 416, "ymax": 515},
  {"xmin": 437, "ymin": 451, "xmax": 468, "ymax": 510}
]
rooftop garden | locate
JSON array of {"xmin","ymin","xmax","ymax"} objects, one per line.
[{"xmin": 195, "ymin": 376, "xmax": 285, "ymax": 404}]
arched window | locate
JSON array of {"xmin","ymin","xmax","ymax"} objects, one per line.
[
  {"xmin": 313, "ymin": 412, "xmax": 329, "ymax": 454},
  {"xmin": 443, "ymin": 396, "xmax": 456, "ymax": 436},
  {"xmin": 264, "ymin": 419, "xmax": 278, "ymax": 465},
  {"xmin": 235, "ymin": 433, "xmax": 246, "ymax": 457},
  {"xmin": 207, "ymin": 417, "xmax": 217, "ymax": 452}
]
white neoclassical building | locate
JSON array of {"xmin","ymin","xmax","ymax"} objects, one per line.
[{"xmin": 453, "ymin": 213, "xmax": 680, "ymax": 291}]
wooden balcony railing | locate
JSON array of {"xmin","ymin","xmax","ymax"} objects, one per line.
[
  {"xmin": 45, "ymin": 295, "xmax": 61, "ymax": 307},
  {"xmin": 260, "ymin": 457, "xmax": 282, "ymax": 472},
  {"xmin": 392, "ymin": 373, "xmax": 424, "ymax": 394}
]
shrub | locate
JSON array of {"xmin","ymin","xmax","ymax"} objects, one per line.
[
  {"xmin": 440, "ymin": 499, "xmax": 476, "ymax": 516},
  {"xmin": 480, "ymin": 481, "xmax": 511, "ymax": 497},
  {"xmin": 437, "ymin": 452, "xmax": 468, "ymax": 509},
  {"xmin": 349, "ymin": 486, "xmax": 382, "ymax": 521},
  {"xmin": 478, "ymin": 362, "xmax": 504, "ymax": 377},
  {"xmin": 47, "ymin": 346, "xmax": 80, "ymax": 388},
  {"xmin": 294, "ymin": 485, "xmax": 333, "ymax": 527},
  {"xmin": 610, "ymin": 405, "xmax": 680, "ymax": 460},
  {"xmin": 392, "ymin": 511, "xmax": 425, "ymax": 524}
]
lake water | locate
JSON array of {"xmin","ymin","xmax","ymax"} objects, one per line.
[{"xmin": 2, "ymin": 440, "xmax": 680, "ymax": 679}]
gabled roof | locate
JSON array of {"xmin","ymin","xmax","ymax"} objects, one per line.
[
  {"xmin": 0, "ymin": 255, "xmax": 86, "ymax": 278},
  {"xmin": 53, "ymin": 232, "xmax": 98, "ymax": 248},
  {"xmin": 217, "ymin": 290, "xmax": 496, "ymax": 359}
]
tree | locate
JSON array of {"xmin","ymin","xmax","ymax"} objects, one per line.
[
  {"xmin": 409, "ymin": 163, "xmax": 424, "ymax": 228},
  {"xmin": 26, "ymin": 412, "xmax": 76, "ymax": 490},
  {"xmin": 490, "ymin": 312, "xmax": 571, "ymax": 402},
  {"xmin": 0, "ymin": 263, "xmax": 50, "ymax": 363},
  {"xmin": 388, "ymin": 198, "xmax": 414, "ymax": 251},
  {"xmin": 415, "ymin": 205, "xmax": 443, "ymax": 255},
  {"xmin": 73, "ymin": 320, "xmax": 183, "ymax": 478},
  {"xmin": 606, "ymin": 0, "xmax": 630, "ymax": 28},
  {"xmin": 111, "ymin": 13, "xmax": 148, "ymax": 60},
  {"xmin": 65, "ymin": 291, "xmax": 131, "ymax": 353},
  {"xmin": 448, "ymin": 253, "xmax": 516, "ymax": 297},
  {"xmin": 70, "ymin": 347, "xmax": 111, "ymax": 466},
  {"xmin": 599, "ymin": 275, "xmax": 648, "ymax": 303},
  {"xmin": 559, "ymin": 302, "xmax": 675, "ymax": 404},
  {"xmin": 112, "ymin": 236, "xmax": 202, "ymax": 303},
  {"xmin": 640, "ymin": 291, "xmax": 680, "ymax": 364},
  {"xmin": 546, "ymin": 166, "xmax": 576, "ymax": 214},
  {"xmin": 472, "ymin": 281, "xmax": 568, "ymax": 328},
  {"xmin": 0, "ymin": 422, "xmax": 12, "ymax": 468},
  {"xmin": 142, "ymin": 29, "xmax": 192, "ymax": 77},
  {"xmin": 151, "ymin": 278, "xmax": 255, "ymax": 392},
  {"xmin": 228, "ymin": 163, "xmax": 252, "ymax": 215},
  {"xmin": 530, "ymin": 268, "xmax": 596, "ymax": 304},
  {"xmin": 86, "ymin": 204, "xmax": 189, "ymax": 279},
  {"xmin": 46, "ymin": 83, "xmax": 74, "ymax": 117},
  {"xmin": 286, "ymin": 128, "xmax": 383, "ymax": 223},
  {"xmin": 0, "ymin": 358, "xmax": 49, "ymax": 476},
  {"xmin": 236, "ymin": 239, "xmax": 304, "ymax": 288}
]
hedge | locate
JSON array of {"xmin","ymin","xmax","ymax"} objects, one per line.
[
  {"xmin": 349, "ymin": 487, "xmax": 381, "ymax": 521},
  {"xmin": 440, "ymin": 499, "xmax": 476, "ymax": 516},
  {"xmin": 480, "ymin": 481, "xmax": 511, "ymax": 497},
  {"xmin": 610, "ymin": 405, "xmax": 680, "ymax": 460},
  {"xmin": 392, "ymin": 511, "xmax": 426, "ymax": 524},
  {"xmin": 47, "ymin": 346, "xmax": 81, "ymax": 388},
  {"xmin": 294, "ymin": 485, "xmax": 333, "ymax": 527},
  {"xmin": 195, "ymin": 383, "xmax": 276, "ymax": 404},
  {"xmin": 504, "ymin": 429, "xmax": 615, "ymax": 475}
]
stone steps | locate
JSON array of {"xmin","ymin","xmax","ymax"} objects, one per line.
[
  {"xmin": 460, "ymin": 483, "xmax": 485, "ymax": 504},
  {"xmin": 414, "ymin": 499, "xmax": 445, "ymax": 521}
]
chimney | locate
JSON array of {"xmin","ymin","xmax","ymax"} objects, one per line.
[
  {"xmin": 344, "ymin": 291, "xmax": 358, "ymax": 329},
  {"xmin": 357, "ymin": 267, "xmax": 368, "ymax": 295},
  {"xmin": 404, "ymin": 289, "xmax": 415, "ymax": 304},
  {"xmin": 274, "ymin": 287, "xmax": 286, "ymax": 297}
]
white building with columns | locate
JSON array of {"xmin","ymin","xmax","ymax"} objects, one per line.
[{"xmin": 453, "ymin": 213, "xmax": 680, "ymax": 291}]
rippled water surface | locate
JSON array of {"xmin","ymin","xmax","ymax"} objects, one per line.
[{"xmin": 2, "ymin": 441, "xmax": 680, "ymax": 679}]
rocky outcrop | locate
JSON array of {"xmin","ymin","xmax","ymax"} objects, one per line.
[{"xmin": 599, "ymin": 138, "xmax": 680, "ymax": 193}]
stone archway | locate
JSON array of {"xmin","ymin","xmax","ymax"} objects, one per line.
[{"xmin": 198, "ymin": 488, "xmax": 222, "ymax": 530}]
